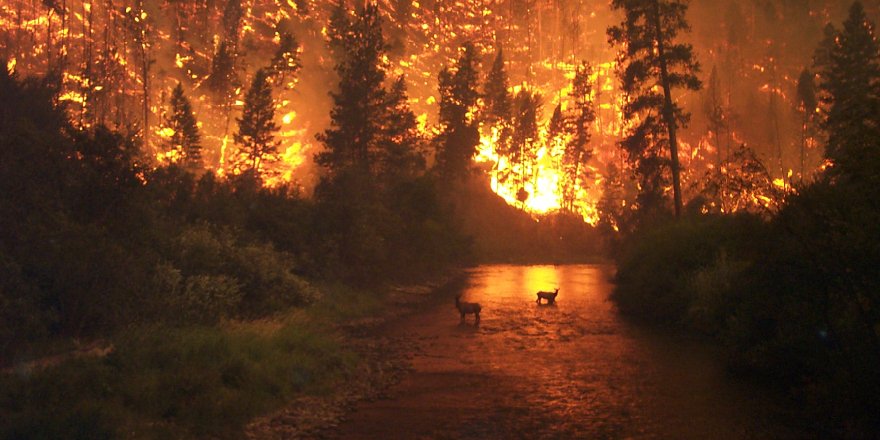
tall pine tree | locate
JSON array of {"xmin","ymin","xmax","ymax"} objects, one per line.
[
  {"xmin": 561, "ymin": 62, "xmax": 595, "ymax": 213},
  {"xmin": 435, "ymin": 42, "xmax": 481, "ymax": 182},
  {"xmin": 379, "ymin": 76, "xmax": 426, "ymax": 190},
  {"xmin": 511, "ymin": 88, "xmax": 542, "ymax": 205},
  {"xmin": 316, "ymin": 2, "xmax": 388, "ymax": 182},
  {"xmin": 608, "ymin": 0, "xmax": 701, "ymax": 218},
  {"xmin": 813, "ymin": 1, "xmax": 880, "ymax": 180},
  {"xmin": 233, "ymin": 68, "xmax": 279, "ymax": 176}
]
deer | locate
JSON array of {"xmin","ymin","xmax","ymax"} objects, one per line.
[
  {"xmin": 536, "ymin": 288, "xmax": 559, "ymax": 305},
  {"xmin": 455, "ymin": 294, "xmax": 481, "ymax": 324}
]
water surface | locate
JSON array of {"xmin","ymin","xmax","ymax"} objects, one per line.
[{"xmin": 335, "ymin": 265, "xmax": 806, "ymax": 439}]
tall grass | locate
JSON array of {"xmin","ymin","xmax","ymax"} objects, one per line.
[{"xmin": 1, "ymin": 320, "xmax": 355, "ymax": 439}]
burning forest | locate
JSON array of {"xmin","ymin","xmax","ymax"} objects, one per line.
[
  {"xmin": 3, "ymin": 0, "xmax": 866, "ymax": 224},
  {"xmin": 2, "ymin": 0, "xmax": 880, "ymax": 438}
]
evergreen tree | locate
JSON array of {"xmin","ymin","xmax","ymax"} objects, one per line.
[
  {"xmin": 379, "ymin": 76, "xmax": 426, "ymax": 189},
  {"xmin": 483, "ymin": 47, "xmax": 512, "ymax": 126},
  {"xmin": 163, "ymin": 82, "xmax": 203, "ymax": 169},
  {"xmin": 561, "ymin": 62, "xmax": 595, "ymax": 212},
  {"xmin": 813, "ymin": 1, "xmax": 880, "ymax": 180},
  {"xmin": 316, "ymin": 2, "xmax": 388, "ymax": 182},
  {"xmin": 546, "ymin": 103, "xmax": 567, "ymax": 170},
  {"xmin": 435, "ymin": 42, "xmax": 481, "ymax": 182},
  {"xmin": 510, "ymin": 88, "xmax": 542, "ymax": 204},
  {"xmin": 206, "ymin": 41, "xmax": 238, "ymax": 102},
  {"xmin": 233, "ymin": 68, "xmax": 279, "ymax": 176},
  {"xmin": 608, "ymin": 0, "xmax": 701, "ymax": 218},
  {"xmin": 222, "ymin": 0, "xmax": 244, "ymax": 46},
  {"xmin": 482, "ymin": 47, "xmax": 514, "ymax": 188}
]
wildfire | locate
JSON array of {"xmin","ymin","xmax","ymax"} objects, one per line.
[{"xmin": 0, "ymin": 0, "xmax": 811, "ymax": 223}]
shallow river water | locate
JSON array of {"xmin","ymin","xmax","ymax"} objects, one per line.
[{"xmin": 334, "ymin": 265, "xmax": 809, "ymax": 439}]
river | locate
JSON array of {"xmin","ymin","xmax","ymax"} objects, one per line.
[{"xmin": 334, "ymin": 264, "xmax": 808, "ymax": 439}]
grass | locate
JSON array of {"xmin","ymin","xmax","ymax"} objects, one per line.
[{"xmin": 0, "ymin": 314, "xmax": 358, "ymax": 439}]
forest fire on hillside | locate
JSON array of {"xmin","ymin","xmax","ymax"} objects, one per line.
[{"xmin": 1, "ymin": 0, "xmax": 844, "ymax": 223}]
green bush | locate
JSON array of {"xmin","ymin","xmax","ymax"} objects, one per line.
[{"xmin": 612, "ymin": 214, "xmax": 765, "ymax": 324}]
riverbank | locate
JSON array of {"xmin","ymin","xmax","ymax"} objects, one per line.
[{"xmin": 0, "ymin": 273, "xmax": 464, "ymax": 439}]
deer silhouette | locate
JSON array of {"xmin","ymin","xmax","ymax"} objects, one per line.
[
  {"xmin": 536, "ymin": 288, "xmax": 559, "ymax": 304},
  {"xmin": 455, "ymin": 294, "xmax": 481, "ymax": 324}
]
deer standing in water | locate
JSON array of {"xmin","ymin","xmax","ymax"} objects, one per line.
[
  {"xmin": 455, "ymin": 294, "xmax": 481, "ymax": 324},
  {"xmin": 536, "ymin": 288, "xmax": 559, "ymax": 304}
]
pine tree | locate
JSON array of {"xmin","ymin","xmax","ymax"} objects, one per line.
[
  {"xmin": 510, "ymin": 88, "xmax": 542, "ymax": 204},
  {"xmin": 316, "ymin": 2, "xmax": 388, "ymax": 182},
  {"xmin": 546, "ymin": 103, "xmax": 567, "ymax": 169},
  {"xmin": 483, "ymin": 47, "xmax": 512, "ymax": 126},
  {"xmin": 813, "ymin": 1, "xmax": 880, "ymax": 180},
  {"xmin": 233, "ymin": 68, "xmax": 279, "ymax": 176},
  {"xmin": 561, "ymin": 62, "xmax": 595, "ymax": 213},
  {"xmin": 608, "ymin": 0, "xmax": 701, "ymax": 218},
  {"xmin": 206, "ymin": 41, "xmax": 238, "ymax": 101},
  {"xmin": 481, "ymin": 47, "xmax": 514, "ymax": 188},
  {"xmin": 379, "ymin": 76, "xmax": 426, "ymax": 189},
  {"xmin": 163, "ymin": 82, "xmax": 203, "ymax": 169},
  {"xmin": 435, "ymin": 42, "xmax": 481, "ymax": 182}
]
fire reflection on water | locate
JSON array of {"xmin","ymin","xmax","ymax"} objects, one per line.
[{"xmin": 336, "ymin": 264, "xmax": 805, "ymax": 439}]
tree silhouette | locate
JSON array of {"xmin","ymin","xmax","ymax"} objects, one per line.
[
  {"xmin": 562, "ymin": 62, "xmax": 595, "ymax": 213},
  {"xmin": 511, "ymin": 88, "xmax": 542, "ymax": 205},
  {"xmin": 813, "ymin": 1, "xmax": 880, "ymax": 181},
  {"xmin": 162, "ymin": 83, "xmax": 203, "ymax": 170},
  {"xmin": 608, "ymin": 0, "xmax": 701, "ymax": 218},
  {"xmin": 233, "ymin": 68, "xmax": 279, "ymax": 177},
  {"xmin": 316, "ymin": 1, "xmax": 388, "ymax": 182},
  {"xmin": 435, "ymin": 42, "xmax": 481, "ymax": 182},
  {"xmin": 378, "ymin": 76, "xmax": 426, "ymax": 190}
]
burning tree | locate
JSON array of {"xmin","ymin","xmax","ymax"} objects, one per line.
[
  {"xmin": 161, "ymin": 83, "xmax": 203, "ymax": 170},
  {"xmin": 608, "ymin": 0, "xmax": 701, "ymax": 218},
  {"xmin": 233, "ymin": 68, "xmax": 279, "ymax": 177}
]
